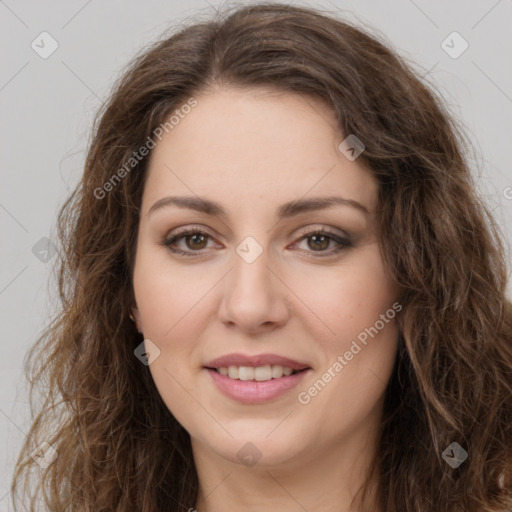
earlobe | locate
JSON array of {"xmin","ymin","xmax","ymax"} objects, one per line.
[{"xmin": 129, "ymin": 308, "xmax": 143, "ymax": 333}]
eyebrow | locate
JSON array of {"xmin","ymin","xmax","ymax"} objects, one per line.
[{"xmin": 147, "ymin": 195, "xmax": 370, "ymax": 220}]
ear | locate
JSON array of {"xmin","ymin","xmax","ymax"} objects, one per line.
[{"xmin": 130, "ymin": 305, "xmax": 143, "ymax": 332}]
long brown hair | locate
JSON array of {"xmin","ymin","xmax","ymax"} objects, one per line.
[{"xmin": 11, "ymin": 3, "xmax": 512, "ymax": 511}]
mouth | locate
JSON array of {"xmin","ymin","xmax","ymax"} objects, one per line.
[
  {"xmin": 204, "ymin": 352, "xmax": 311, "ymax": 373},
  {"xmin": 203, "ymin": 353, "xmax": 312, "ymax": 404}
]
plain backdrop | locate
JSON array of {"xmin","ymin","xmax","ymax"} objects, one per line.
[{"xmin": 1, "ymin": 0, "xmax": 511, "ymax": 507}]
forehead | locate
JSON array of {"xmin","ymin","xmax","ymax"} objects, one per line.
[{"xmin": 141, "ymin": 87, "xmax": 377, "ymax": 217}]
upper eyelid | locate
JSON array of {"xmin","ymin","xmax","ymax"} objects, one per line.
[{"xmin": 165, "ymin": 224, "xmax": 348, "ymax": 242}]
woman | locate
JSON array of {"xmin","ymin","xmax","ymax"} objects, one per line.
[{"xmin": 11, "ymin": 3, "xmax": 512, "ymax": 511}]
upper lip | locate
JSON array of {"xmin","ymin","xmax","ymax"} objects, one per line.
[{"xmin": 204, "ymin": 353, "xmax": 311, "ymax": 371}]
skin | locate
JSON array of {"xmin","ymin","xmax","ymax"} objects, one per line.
[{"xmin": 131, "ymin": 86, "xmax": 400, "ymax": 512}]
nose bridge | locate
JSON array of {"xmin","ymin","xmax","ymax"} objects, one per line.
[
  {"xmin": 230, "ymin": 236, "xmax": 273, "ymax": 302},
  {"xmin": 217, "ymin": 234, "xmax": 290, "ymax": 330}
]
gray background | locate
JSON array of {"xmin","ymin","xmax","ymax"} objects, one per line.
[{"xmin": 1, "ymin": 0, "xmax": 511, "ymax": 506}]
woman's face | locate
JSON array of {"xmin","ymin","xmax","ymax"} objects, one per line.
[{"xmin": 132, "ymin": 86, "xmax": 400, "ymax": 469}]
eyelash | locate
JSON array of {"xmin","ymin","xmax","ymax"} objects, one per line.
[{"xmin": 161, "ymin": 225, "xmax": 352, "ymax": 258}]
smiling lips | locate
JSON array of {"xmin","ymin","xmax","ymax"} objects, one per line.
[
  {"xmin": 204, "ymin": 352, "xmax": 311, "ymax": 404},
  {"xmin": 205, "ymin": 352, "xmax": 311, "ymax": 371}
]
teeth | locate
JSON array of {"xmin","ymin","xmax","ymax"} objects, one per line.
[
  {"xmin": 216, "ymin": 364, "xmax": 298, "ymax": 381},
  {"xmin": 238, "ymin": 366, "xmax": 254, "ymax": 381},
  {"xmin": 254, "ymin": 365, "xmax": 272, "ymax": 381}
]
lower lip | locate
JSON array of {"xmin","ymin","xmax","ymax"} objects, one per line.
[{"xmin": 206, "ymin": 368, "xmax": 310, "ymax": 404}]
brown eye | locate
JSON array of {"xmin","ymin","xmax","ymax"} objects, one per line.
[
  {"xmin": 306, "ymin": 233, "xmax": 331, "ymax": 251},
  {"xmin": 162, "ymin": 228, "xmax": 215, "ymax": 256},
  {"xmin": 293, "ymin": 228, "xmax": 352, "ymax": 257},
  {"xmin": 184, "ymin": 233, "xmax": 208, "ymax": 250}
]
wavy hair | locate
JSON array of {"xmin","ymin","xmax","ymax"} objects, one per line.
[{"xmin": 11, "ymin": 3, "xmax": 512, "ymax": 511}]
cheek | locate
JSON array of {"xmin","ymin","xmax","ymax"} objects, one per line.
[
  {"xmin": 286, "ymin": 242, "xmax": 399, "ymax": 348},
  {"xmin": 132, "ymin": 242, "xmax": 212, "ymax": 337},
  {"xmin": 293, "ymin": 245, "xmax": 399, "ymax": 418},
  {"xmin": 132, "ymin": 245, "xmax": 205, "ymax": 424}
]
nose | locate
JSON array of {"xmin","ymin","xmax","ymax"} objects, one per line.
[{"xmin": 217, "ymin": 244, "xmax": 291, "ymax": 334}]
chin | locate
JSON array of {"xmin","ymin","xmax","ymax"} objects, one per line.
[{"xmin": 198, "ymin": 428, "xmax": 307, "ymax": 468}]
